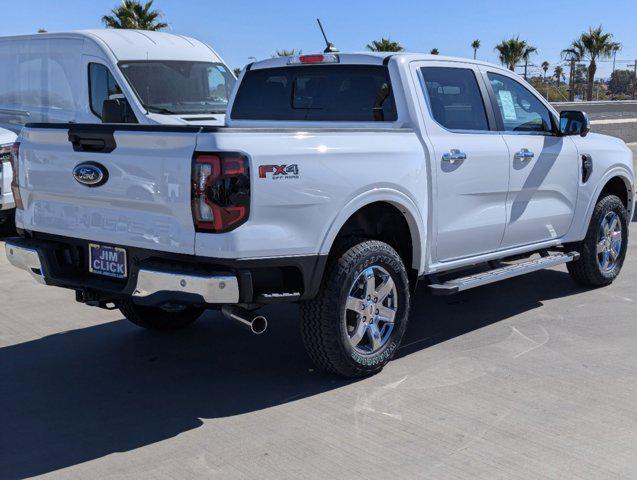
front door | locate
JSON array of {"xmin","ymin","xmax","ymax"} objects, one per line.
[
  {"xmin": 414, "ymin": 63, "xmax": 510, "ymax": 262},
  {"xmin": 484, "ymin": 70, "xmax": 579, "ymax": 248}
]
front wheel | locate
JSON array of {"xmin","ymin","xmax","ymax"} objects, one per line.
[
  {"xmin": 567, "ymin": 194, "xmax": 629, "ymax": 287},
  {"xmin": 120, "ymin": 299, "xmax": 204, "ymax": 331},
  {"xmin": 300, "ymin": 240, "xmax": 411, "ymax": 377}
]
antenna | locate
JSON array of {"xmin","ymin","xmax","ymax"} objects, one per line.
[{"xmin": 317, "ymin": 18, "xmax": 339, "ymax": 53}]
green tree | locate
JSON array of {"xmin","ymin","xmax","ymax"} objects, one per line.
[
  {"xmin": 541, "ymin": 61, "xmax": 549, "ymax": 76},
  {"xmin": 608, "ymin": 69, "xmax": 633, "ymax": 96},
  {"xmin": 102, "ymin": 0, "xmax": 167, "ymax": 30},
  {"xmin": 553, "ymin": 65, "xmax": 565, "ymax": 87},
  {"xmin": 274, "ymin": 49, "xmax": 301, "ymax": 57},
  {"xmin": 522, "ymin": 45, "xmax": 537, "ymax": 79},
  {"xmin": 494, "ymin": 37, "xmax": 528, "ymax": 71},
  {"xmin": 564, "ymin": 26, "xmax": 621, "ymax": 101},
  {"xmin": 366, "ymin": 38, "xmax": 404, "ymax": 52},
  {"xmin": 233, "ymin": 68, "xmax": 242, "ymax": 77},
  {"xmin": 471, "ymin": 39, "xmax": 480, "ymax": 60},
  {"xmin": 430, "ymin": 48, "xmax": 439, "ymax": 55}
]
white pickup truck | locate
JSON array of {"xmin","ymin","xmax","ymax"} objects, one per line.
[{"xmin": 6, "ymin": 53, "xmax": 634, "ymax": 377}]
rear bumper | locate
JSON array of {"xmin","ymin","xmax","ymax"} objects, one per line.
[{"xmin": 4, "ymin": 233, "xmax": 327, "ymax": 307}]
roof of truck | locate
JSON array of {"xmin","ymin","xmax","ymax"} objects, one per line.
[
  {"xmin": 250, "ymin": 52, "xmax": 506, "ymax": 72},
  {"xmin": 0, "ymin": 29, "xmax": 222, "ymax": 63}
]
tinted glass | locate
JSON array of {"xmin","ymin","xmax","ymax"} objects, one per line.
[
  {"xmin": 89, "ymin": 63, "xmax": 123, "ymax": 118},
  {"xmin": 488, "ymin": 72, "xmax": 553, "ymax": 133},
  {"xmin": 231, "ymin": 65, "xmax": 397, "ymax": 121},
  {"xmin": 420, "ymin": 67, "xmax": 489, "ymax": 131},
  {"xmin": 119, "ymin": 61, "xmax": 236, "ymax": 115}
]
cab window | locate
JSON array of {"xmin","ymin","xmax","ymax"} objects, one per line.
[
  {"xmin": 420, "ymin": 67, "xmax": 490, "ymax": 131},
  {"xmin": 88, "ymin": 63, "xmax": 123, "ymax": 118},
  {"xmin": 487, "ymin": 72, "xmax": 553, "ymax": 133}
]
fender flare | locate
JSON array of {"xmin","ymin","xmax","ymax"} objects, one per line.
[
  {"xmin": 579, "ymin": 167, "xmax": 634, "ymax": 238},
  {"xmin": 318, "ymin": 188, "xmax": 427, "ymax": 273}
]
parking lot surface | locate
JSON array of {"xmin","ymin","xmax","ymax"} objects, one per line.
[{"xmin": 1, "ymin": 210, "xmax": 636, "ymax": 479}]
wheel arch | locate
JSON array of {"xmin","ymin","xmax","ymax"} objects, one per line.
[
  {"xmin": 319, "ymin": 189, "xmax": 426, "ymax": 275},
  {"xmin": 572, "ymin": 168, "xmax": 635, "ymax": 241}
]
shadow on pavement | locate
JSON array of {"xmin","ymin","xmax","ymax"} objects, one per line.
[{"xmin": 0, "ymin": 269, "xmax": 585, "ymax": 479}]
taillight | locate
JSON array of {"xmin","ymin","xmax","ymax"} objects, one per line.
[
  {"xmin": 10, "ymin": 142, "xmax": 23, "ymax": 210},
  {"xmin": 191, "ymin": 152, "xmax": 250, "ymax": 233}
]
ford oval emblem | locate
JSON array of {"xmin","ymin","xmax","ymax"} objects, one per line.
[{"xmin": 73, "ymin": 162, "xmax": 108, "ymax": 187}]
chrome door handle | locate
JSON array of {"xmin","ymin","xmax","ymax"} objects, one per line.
[
  {"xmin": 514, "ymin": 148, "xmax": 535, "ymax": 160},
  {"xmin": 442, "ymin": 149, "xmax": 467, "ymax": 164}
]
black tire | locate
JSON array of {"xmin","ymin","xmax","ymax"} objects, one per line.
[
  {"xmin": 300, "ymin": 240, "xmax": 411, "ymax": 378},
  {"xmin": 120, "ymin": 299, "xmax": 203, "ymax": 331},
  {"xmin": 567, "ymin": 194, "xmax": 629, "ymax": 287}
]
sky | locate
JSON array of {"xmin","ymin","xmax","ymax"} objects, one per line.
[{"xmin": 3, "ymin": 0, "xmax": 636, "ymax": 79}]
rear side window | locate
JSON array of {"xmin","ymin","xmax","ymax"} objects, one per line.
[
  {"xmin": 420, "ymin": 67, "xmax": 489, "ymax": 131},
  {"xmin": 231, "ymin": 65, "xmax": 397, "ymax": 121},
  {"xmin": 88, "ymin": 63, "xmax": 123, "ymax": 118}
]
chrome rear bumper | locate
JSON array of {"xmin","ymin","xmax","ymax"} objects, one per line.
[
  {"xmin": 132, "ymin": 269, "xmax": 239, "ymax": 304},
  {"xmin": 5, "ymin": 243, "xmax": 46, "ymax": 284},
  {"xmin": 4, "ymin": 241, "xmax": 240, "ymax": 304}
]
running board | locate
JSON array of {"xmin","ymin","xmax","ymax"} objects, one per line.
[{"xmin": 429, "ymin": 252, "xmax": 580, "ymax": 296}]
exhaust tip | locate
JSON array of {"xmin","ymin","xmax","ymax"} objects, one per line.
[{"xmin": 251, "ymin": 316, "xmax": 268, "ymax": 335}]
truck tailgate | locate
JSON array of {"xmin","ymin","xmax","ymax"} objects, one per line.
[{"xmin": 17, "ymin": 125, "xmax": 198, "ymax": 254}]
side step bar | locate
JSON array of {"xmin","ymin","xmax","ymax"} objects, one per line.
[{"xmin": 429, "ymin": 252, "xmax": 580, "ymax": 296}]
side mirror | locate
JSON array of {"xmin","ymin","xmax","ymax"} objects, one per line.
[
  {"xmin": 560, "ymin": 110, "xmax": 590, "ymax": 137},
  {"xmin": 102, "ymin": 97, "xmax": 137, "ymax": 124}
]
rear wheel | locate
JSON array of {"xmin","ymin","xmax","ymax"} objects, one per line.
[
  {"xmin": 120, "ymin": 299, "xmax": 203, "ymax": 331},
  {"xmin": 567, "ymin": 194, "xmax": 628, "ymax": 287},
  {"xmin": 300, "ymin": 240, "xmax": 410, "ymax": 377}
]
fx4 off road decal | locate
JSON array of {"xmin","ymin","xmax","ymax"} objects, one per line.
[{"xmin": 258, "ymin": 164, "xmax": 300, "ymax": 180}]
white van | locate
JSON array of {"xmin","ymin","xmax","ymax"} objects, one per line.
[{"xmin": 0, "ymin": 29, "xmax": 236, "ymax": 131}]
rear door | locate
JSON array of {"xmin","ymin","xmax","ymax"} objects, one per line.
[
  {"xmin": 413, "ymin": 62, "xmax": 510, "ymax": 262},
  {"xmin": 18, "ymin": 125, "xmax": 198, "ymax": 254},
  {"xmin": 483, "ymin": 69, "xmax": 579, "ymax": 248}
]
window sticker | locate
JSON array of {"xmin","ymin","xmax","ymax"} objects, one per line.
[{"xmin": 498, "ymin": 90, "xmax": 517, "ymax": 121}]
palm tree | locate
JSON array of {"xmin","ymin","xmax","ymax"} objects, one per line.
[
  {"xmin": 494, "ymin": 37, "xmax": 528, "ymax": 71},
  {"xmin": 562, "ymin": 39, "xmax": 585, "ymax": 101},
  {"xmin": 102, "ymin": 0, "xmax": 167, "ymax": 30},
  {"xmin": 541, "ymin": 61, "xmax": 550, "ymax": 76},
  {"xmin": 366, "ymin": 38, "xmax": 404, "ymax": 52},
  {"xmin": 522, "ymin": 45, "xmax": 537, "ymax": 80},
  {"xmin": 430, "ymin": 48, "xmax": 439, "ymax": 55},
  {"xmin": 274, "ymin": 49, "xmax": 301, "ymax": 57},
  {"xmin": 564, "ymin": 26, "xmax": 621, "ymax": 101},
  {"xmin": 471, "ymin": 39, "xmax": 481, "ymax": 60},
  {"xmin": 553, "ymin": 65, "xmax": 565, "ymax": 87}
]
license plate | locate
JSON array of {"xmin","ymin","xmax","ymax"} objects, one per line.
[{"xmin": 88, "ymin": 244, "xmax": 128, "ymax": 279}]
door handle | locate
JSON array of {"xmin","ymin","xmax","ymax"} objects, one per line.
[
  {"xmin": 442, "ymin": 149, "xmax": 467, "ymax": 164},
  {"xmin": 514, "ymin": 148, "xmax": 535, "ymax": 160}
]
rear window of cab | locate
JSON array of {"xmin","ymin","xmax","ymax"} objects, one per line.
[{"xmin": 231, "ymin": 65, "xmax": 398, "ymax": 122}]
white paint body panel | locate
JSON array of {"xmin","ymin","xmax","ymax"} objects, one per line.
[
  {"xmin": 14, "ymin": 54, "xmax": 635, "ymax": 278},
  {"xmin": 17, "ymin": 128, "xmax": 198, "ymax": 254}
]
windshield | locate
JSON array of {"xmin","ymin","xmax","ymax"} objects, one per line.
[{"xmin": 118, "ymin": 61, "xmax": 236, "ymax": 115}]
